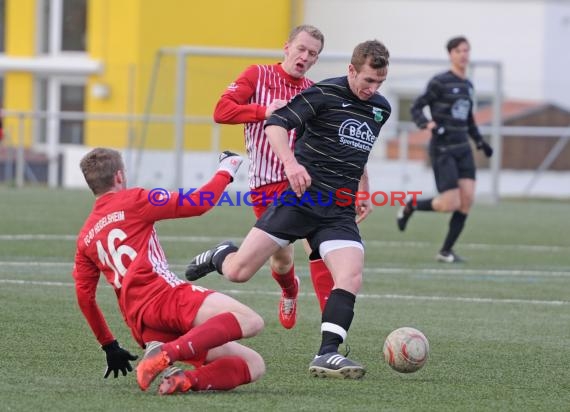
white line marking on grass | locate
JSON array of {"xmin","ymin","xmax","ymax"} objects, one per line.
[
  {"xmin": 0, "ymin": 279, "xmax": 74, "ymax": 287},
  {"xmin": 363, "ymin": 267, "xmax": 570, "ymax": 277},
  {"xmin": 1, "ymin": 261, "xmax": 72, "ymax": 267},
  {"xmin": 1, "ymin": 278, "xmax": 568, "ymax": 306},
  {"xmin": 0, "ymin": 234, "xmax": 568, "ymax": 253},
  {"xmin": 2, "ymin": 261, "xmax": 569, "ymax": 278}
]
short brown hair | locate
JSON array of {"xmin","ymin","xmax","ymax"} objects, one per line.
[
  {"xmin": 447, "ymin": 36, "xmax": 469, "ymax": 53},
  {"xmin": 351, "ymin": 40, "xmax": 390, "ymax": 72},
  {"xmin": 80, "ymin": 147, "xmax": 124, "ymax": 195},
  {"xmin": 288, "ymin": 24, "xmax": 325, "ymax": 53}
]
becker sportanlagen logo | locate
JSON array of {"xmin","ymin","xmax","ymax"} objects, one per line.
[{"xmin": 338, "ymin": 119, "xmax": 376, "ymax": 151}]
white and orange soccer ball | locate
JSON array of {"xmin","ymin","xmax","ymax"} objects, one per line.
[{"xmin": 383, "ymin": 327, "xmax": 429, "ymax": 373}]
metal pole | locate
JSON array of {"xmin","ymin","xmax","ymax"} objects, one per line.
[
  {"xmin": 489, "ymin": 63, "xmax": 503, "ymax": 204},
  {"xmin": 15, "ymin": 114, "xmax": 25, "ymax": 188},
  {"xmin": 174, "ymin": 49, "xmax": 186, "ymax": 188},
  {"xmin": 125, "ymin": 64, "xmax": 136, "ymax": 176},
  {"xmin": 133, "ymin": 50, "xmax": 163, "ymax": 185}
]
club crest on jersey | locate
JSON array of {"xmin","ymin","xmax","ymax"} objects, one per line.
[{"xmin": 373, "ymin": 107, "xmax": 384, "ymax": 123}]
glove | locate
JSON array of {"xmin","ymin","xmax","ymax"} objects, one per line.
[
  {"xmin": 476, "ymin": 140, "xmax": 493, "ymax": 158},
  {"xmin": 217, "ymin": 151, "xmax": 244, "ymax": 181},
  {"xmin": 102, "ymin": 340, "xmax": 138, "ymax": 379}
]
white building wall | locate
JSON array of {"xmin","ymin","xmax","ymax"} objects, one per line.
[
  {"xmin": 543, "ymin": 2, "xmax": 570, "ymax": 109},
  {"xmin": 303, "ymin": 0, "xmax": 570, "ymax": 107}
]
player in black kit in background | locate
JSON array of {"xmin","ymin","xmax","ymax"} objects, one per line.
[
  {"xmin": 186, "ymin": 40, "xmax": 391, "ymax": 379},
  {"xmin": 398, "ymin": 36, "xmax": 493, "ymax": 263}
]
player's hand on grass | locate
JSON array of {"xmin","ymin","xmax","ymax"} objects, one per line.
[
  {"xmin": 477, "ymin": 140, "xmax": 493, "ymax": 158},
  {"xmin": 102, "ymin": 340, "xmax": 138, "ymax": 379}
]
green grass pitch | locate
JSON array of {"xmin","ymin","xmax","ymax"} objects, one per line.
[{"xmin": 1, "ymin": 188, "xmax": 569, "ymax": 411}]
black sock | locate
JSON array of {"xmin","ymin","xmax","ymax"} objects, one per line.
[
  {"xmin": 415, "ymin": 198, "xmax": 434, "ymax": 211},
  {"xmin": 212, "ymin": 243, "xmax": 238, "ymax": 274},
  {"xmin": 442, "ymin": 211, "xmax": 467, "ymax": 252},
  {"xmin": 318, "ymin": 289, "xmax": 355, "ymax": 355}
]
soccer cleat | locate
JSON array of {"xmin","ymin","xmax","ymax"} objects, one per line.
[
  {"xmin": 185, "ymin": 241, "xmax": 237, "ymax": 281},
  {"xmin": 308, "ymin": 352, "xmax": 366, "ymax": 379},
  {"xmin": 136, "ymin": 341, "xmax": 171, "ymax": 391},
  {"xmin": 436, "ymin": 250, "xmax": 465, "ymax": 263},
  {"xmin": 158, "ymin": 366, "xmax": 192, "ymax": 395},
  {"xmin": 397, "ymin": 198, "xmax": 414, "ymax": 232},
  {"xmin": 279, "ymin": 276, "xmax": 300, "ymax": 329}
]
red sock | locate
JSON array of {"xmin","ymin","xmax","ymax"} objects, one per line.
[
  {"xmin": 271, "ymin": 265, "xmax": 297, "ymax": 298},
  {"xmin": 309, "ymin": 259, "xmax": 334, "ymax": 312},
  {"xmin": 186, "ymin": 356, "xmax": 251, "ymax": 391},
  {"xmin": 162, "ymin": 313, "xmax": 242, "ymax": 363}
]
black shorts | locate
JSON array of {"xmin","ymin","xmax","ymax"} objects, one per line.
[
  {"xmin": 254, "ymin": 192, "xmax": 361, "ymax": 260},
  {"xmin": 429, "ymin": 142, "xmax": 476, "ymax": 193}
]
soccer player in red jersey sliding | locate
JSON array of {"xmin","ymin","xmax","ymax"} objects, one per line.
[
  {"xmin": 72, "ymin": 148, "xmax": 265, "ymax": 394},
  {"xmin": 212, "ymin": 25, "xmax": 334, "ymax": 325}
]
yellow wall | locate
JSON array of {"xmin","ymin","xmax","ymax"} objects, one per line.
[
  {"xmin": 3, "ymin": 0, "xmax": 298, "ymax": 151},
  {"xmin": 85, "ymin": 0, "xmax": 295, "ymax": 151},
  {"xmin": 85, "ymin": 0, "xmax": 141, "ymax": 147},
  {"xmin": 3, "ymin": 0, "xmax": 36, "ymax": 146}
]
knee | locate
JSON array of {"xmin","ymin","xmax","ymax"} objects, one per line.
[
  {"xmin": 269, "ymin": 252, "xmax": 293, "ymax": 273},
  {"xmin": 335, "ymin": 272, "xmax": 362, "ymax": 295},
  {"xmin": 247, "ymin": 351, "xmax": 266, "ymax": 382},
  {"xmin": 240, "ymin": 310, "xmax": 265, "ymax": 337},
  {"xmin": 438, "ymin": 197, "xmax": 461, "ymax": 212},
  {"xmin": 460, "ymin": 197, "xmax": 474, "ymax": 213},
  {"xmin": 270, "ymin": 259, "xmax": 293, "ymax": 274},
  {"xmin": 226, "ymin": 266, "xmax": 254, "ymax": 283}
]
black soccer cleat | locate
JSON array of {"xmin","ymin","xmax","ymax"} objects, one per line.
[
  {"xmin": 308, "ymin": 352, "xmax": 366, "ymax": 380},
  {"xmin": 185, "ymin": 241, "xmax": 237, "ymax": 281},
  {"xmin": 396, "ymin": 198, "xmax": 414, "ymax": 232},
  {"xmin": 436, "ymin": 250, "xmax": 466, "ymax": 263}
]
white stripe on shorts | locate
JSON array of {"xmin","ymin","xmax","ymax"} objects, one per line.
[
  {"xmin": 319, "ymin": 240, "xmax": 363, "ymax": 258},
  {"xmin": 263, "ymin": 231, "xmax": 290, "ymax": 248}
]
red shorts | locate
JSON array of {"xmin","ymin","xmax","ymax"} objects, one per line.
[
  {"xmin": 135, "ymin": 283, "xmax": 215, "ymax": 367},
  {"xmin": 250, "ymin": 181, "xmax": 290, "ymax": 219}
]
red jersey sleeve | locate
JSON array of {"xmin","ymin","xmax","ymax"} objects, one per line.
[
  {"xmin": 72, "ymin": 249, "xmax": 115, "ymax": 346},
  {"xmin": 137, "ymin": 170, "xmax": 233, "ymax": 222},
  {"xmin": 213, "ymin": 65, "xmax": 267, "ymax": 124}
]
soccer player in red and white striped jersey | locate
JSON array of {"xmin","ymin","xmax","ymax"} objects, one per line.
[
  {"xmin": 73, "ymin": 148, "xmax": 265, "ymax": 394},
  {"xmin": 213, "ymin": 25, "xmax": 334, "ymax": 326}
]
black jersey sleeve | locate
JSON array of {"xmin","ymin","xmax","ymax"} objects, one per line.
[
  {"xmin": 265, "ymin": 86, "xmax": 321, "ymax": 131},
  {"xmin": 410, "ymin": 77, "xmax": 442, "ymax": 129},
  {"xmin": 467, "ymin": 108, "xmax": 483, "ymax": 144}
]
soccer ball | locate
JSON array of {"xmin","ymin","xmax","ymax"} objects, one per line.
[{"xmin": 383, "ymin": 327, "xmax": 429, "ymax": 373}]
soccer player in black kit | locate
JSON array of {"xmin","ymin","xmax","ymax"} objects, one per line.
[
  {"xmin": 398, "ymin": 36, "xmax": 493, "ymax": 263},
  {"xmin": 185, "ymin": 39, "xmax": 391, "ymax": 379}
]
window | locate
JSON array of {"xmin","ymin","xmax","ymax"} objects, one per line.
[
  {"xmin": 62, "ymin": 0, "xmax": 87, "ymax": 51},
  {"xmin": 37, "ymin": 78, "xmax": 85, "ymax": 145},
  {"xmin": 59, "ymin": 84, "xmax": 85, "ymax": 144},
  {"xmin": 39, "ymin": 0, "xmax": 87, "ymax": 54}
]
